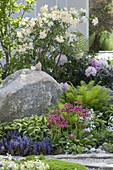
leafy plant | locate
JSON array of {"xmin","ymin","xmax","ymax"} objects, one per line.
[
  {"xmin": 0, "ymin": 0, "xmax": 36, "ymax": 78},
  {"xmin": 47, "ymin": 102, "xmax": 107, "ymax": 154},
  {"xmin": 0, "ymin": 115, "xmax": 50, "ymax": 141},
  {"xmin": 60, "ymin": 81, "xmax": 110, "ymax": 112}
]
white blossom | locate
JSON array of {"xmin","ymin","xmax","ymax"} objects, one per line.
[
  {"xmin": 55, "ymin": 36, "xmax": 64, "ymax": 43},
  {"xmin": 17, "ymin": 31, "xmax": 23, "ymax": 39},
  {"xmin": 40, "ymin": 4, "xmax": 48, "ymax": 13},
  {"xmin": 39, "ymin": 30, "xmax": 47, "ymax": 39},
  {"xmin": 30, "ymin": 66, "xmax": 36, "ymax": 70},
  {"xmin": 92, "ymin": 17, "xmax": 98, "ymax": 26}
]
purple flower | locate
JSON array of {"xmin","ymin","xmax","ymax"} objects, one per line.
[
  {"xmin": 90, "ymin": 58, "xmax": 101, "ymax": 71},
  {"xmin": 55, "ymin": 54, "xmax": 67, "ymax": 66},
  {"xmin": 59, "ymin": 82, "xmax": 69, "ymax": 91},
  {"xmin": 90, "ymin": 58, "xmax": 99, "ymax": 67},
  {"xmin": 85, "ymin": 66, "xmax": 97, "ymax": 77}
]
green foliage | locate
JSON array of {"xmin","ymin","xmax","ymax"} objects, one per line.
[
  {"xmin": 89, "ymin": 0, "xmax": 113, "ymax": 52},
  {"xmin": 60, "ymin": 81, "xmax": 110, "ymax": 112},
  {"xmin": 100, "ymin": 31, "xmax": 113, "ymax": 51},
  {"xmin": 0, "ymin": 115, "xmax": 50, "ymax": 141},
  {"xmin": 0, "ymin": 0, "xmax": 36, "ymax": 77}
]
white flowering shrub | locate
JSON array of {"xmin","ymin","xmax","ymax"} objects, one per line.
[
  {"xmin": 0, "ymin": 157, "xmax": 49, "ymax": 170},
  {"xmin": 9, "ymin": 5, "xmax": 87, "ymax": 74}
]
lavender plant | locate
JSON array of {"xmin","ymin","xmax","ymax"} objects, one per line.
[
  {"xmin": 0, "ymin": 130, "xmax": 52, "ymax": 156},
  {"xmin": 34, "ymin": 138, "xmax": 52, "ymax": 155}
]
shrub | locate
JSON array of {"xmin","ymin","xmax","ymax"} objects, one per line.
[
  {"xmin": 9, "ymin": 5, "xmax": 88, "ymax": 78},
  {"xmin": 0, "ymin": 0, "xmax": 36, "ymax": 78}
]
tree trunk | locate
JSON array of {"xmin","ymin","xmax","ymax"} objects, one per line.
[{"xmin": 90, "ymin": 33, "xmax": 101, "ymax": 53}]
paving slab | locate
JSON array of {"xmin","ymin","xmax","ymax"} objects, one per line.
[{"xmin": 45, "ymin": 153, "xmax": 113, "ymax": 170}]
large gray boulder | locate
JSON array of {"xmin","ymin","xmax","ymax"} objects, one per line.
[{"xmin": 0, "ymin": 69, "xmax": 62, "ymax": 122}]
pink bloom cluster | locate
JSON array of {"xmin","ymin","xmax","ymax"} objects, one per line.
[
  {"xmin": 48, "ymin": 102, "xmax": 90, "ymax": 129},
  {"xmin": 63, "ymin": 102, "xmax": 89, "ymax": 118},
  {"xmin": 48, "ymin": 113, "xmax": 68, "ymax": 128},
  {"xmin": 85, "ymin": 58, "xmax": 109, "ymax": 77}
]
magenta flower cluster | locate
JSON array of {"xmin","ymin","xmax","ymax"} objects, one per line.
[
  {"xmin": 48, "ymin": 112, "xmax": 68, "ymax": 128},
  {"xmin": 48, "ymin": 102, "xmax": 90, "ymax": 129},
  {"xmin": 63, "ymin": 102, "xmax": 89, "ymax": 118}
]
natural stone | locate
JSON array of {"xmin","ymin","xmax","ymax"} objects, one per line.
[{"xmin": 0, "ymin": 69, "xmax": 62, "ymax": 122}]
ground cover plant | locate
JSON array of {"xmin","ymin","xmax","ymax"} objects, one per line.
[{"xmin": 0, "ymin": 155, "xmax": 88, "ymax": 170}]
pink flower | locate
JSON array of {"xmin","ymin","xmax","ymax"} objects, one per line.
[
  {"xmin": 73, "ymin": 106, "xmax": 82, "ymax": 113},
  {"xmin": 75, "ymin": 101, "xmax": 82, "ymax": 105},
  {"xmin": 70, "ymin": 134, "xmax": 76, "ymax": 140},
  {"xmin": 65, "ymin": 103, "xmax": 74, "ymax": 110},
  {"xmin": 85, "ymin": 66, "xmax": 97, "ymax": 77},
  {"xmin": 48, "ymin": 113, "xmax": 68, "ymax": 128}
]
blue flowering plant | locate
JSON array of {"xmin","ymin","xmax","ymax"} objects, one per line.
[{"xmin": 0, "ymin": 130, "xmax": 52, "ymax": 156}]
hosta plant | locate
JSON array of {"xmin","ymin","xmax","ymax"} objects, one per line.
[{"xmin": 0, "ymin": 115, "xmax": 50, "ymax": 141}]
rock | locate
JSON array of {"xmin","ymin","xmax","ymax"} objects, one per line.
[{"xmin": 0, "ymin": 69, "xmax": 62, "ymax": 122}]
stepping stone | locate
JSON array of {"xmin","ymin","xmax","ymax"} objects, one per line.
[{"xmin": 45, "ymin": 153, "xmax": 113, "ymax": 170}]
